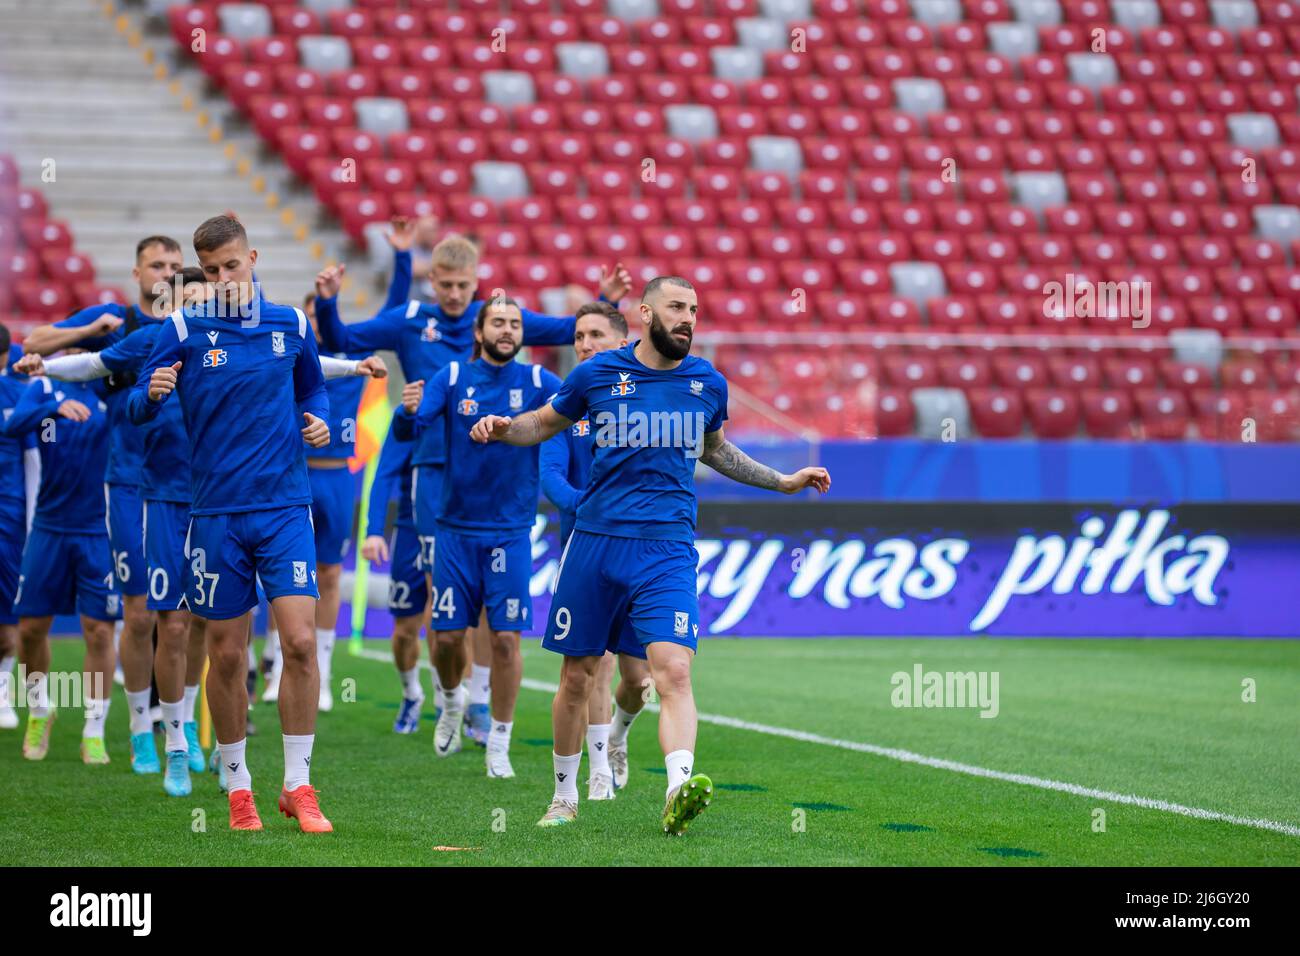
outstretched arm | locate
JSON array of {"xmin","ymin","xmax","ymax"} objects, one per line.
[
  {"xmin": 699, "ymin": 428, "xmax": 832, "ymax": 495},
  {"xmin": 470, "ymin": 404, "xmax": 573, "ymax": 447}
]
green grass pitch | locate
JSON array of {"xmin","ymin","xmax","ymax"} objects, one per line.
[{"xmin": 2, "ymin": 637, "xmax": 1297, "ymax": 866}]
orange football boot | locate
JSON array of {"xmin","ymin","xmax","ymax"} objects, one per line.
[
  {"xmin": 228, "ymin": 789, "xmax": 264, "ymax": 831},
  {"xmin": 278, "ymin": 785, "xmax": 333, "ymax": 833}
]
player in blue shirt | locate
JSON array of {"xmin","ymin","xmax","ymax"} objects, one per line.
[
  {"xmin": 312, "ymin": 240, "xmax": 631, "ymax": 747},
  {"xmin": 470, "ymin": 276, "xmax": 831, "ymax": 832},
  {"xmin": 395, "ymin": 295, "xmax": 563, "ymax": 779},
  {"xmin": 0, "ymin": 323, "xmax": 40, "ymax": 732},
  {"xmin": 130, "ymin": 214, "xmax": 335, "ymax": 833},
  {"xmin": 23, "ymin": 235, "xmax": 186, "ymax": 764},
  {"xmin": 358, "ymin": 419, "xmax": 432, "ymax": 734},
  {"xmin": 2, "ymin": 369, "xmax": 120, "ymax": 765},
  {"xmin": 538, "ymin": 301, "xmax": 654, "ymax": 801}
]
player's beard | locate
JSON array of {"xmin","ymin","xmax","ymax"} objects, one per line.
[
  {"xmin": 647, "ymin": 307, "xmax": 693, "ymax": 361},
  {"xmin": 481, "ymin": 335, "xmax": 518, "ymax": 363}
]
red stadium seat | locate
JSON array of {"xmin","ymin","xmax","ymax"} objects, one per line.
[
  {"xmin": 1081, "ymin": 390, "xmax": 1135, "ymax": 439},
  {"xmin": 969, "ymin": 389, "xmax": 1025, "ymax": 438},
  {"xmin": 1025, "ymin": 388, "xmax": 1081, "ymax": 438}
]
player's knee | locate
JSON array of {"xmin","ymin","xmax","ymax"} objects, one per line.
[
  {"xmin": 157, "ymin": 613, "xmax": 188, "ymax": 650},
  {"xmin": 652, "ymin": 656, "xmax": 692, "ymax": 697},
  {"xmin": 560, "ymin": 658, "xmax": 598, "ymax": 697},
  {"xmin": 278, "ymin": 628, "xmax": 316, "ymax": 669},
  {"xmin": 124, "ymin": 597, "xmax": 151, "ymax": 633},
  {"xmin": 488, "ymin": 630, "xmax": 519, "ymax": 657},
  {"xmin": 17, "ymin": 619, "xmax": 46, "ymax": 649},
  {"xmin": 434, "ymin": 629, "xmax": 465, "ymax": 647},
  {"xmin": 82, "ymin": 619, "xmax": 114, "ymax": 650}
]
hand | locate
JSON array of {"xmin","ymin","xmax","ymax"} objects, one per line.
[
  {"xmin": 385, "ymin": 216, "xmax": 418, "ymax": 252},
  {"xmin": 470, "ymin": 414, "xmax": 512, "ymax": 444},
  {"xmin": 597, "ymin": 261, "xmax": 633, "ymax": 303},
  {"xmin": 355, "ymin": 355, "xmax": 387, "ymax": 378},
  {"xmin": 401, "ymin": 379, "xmax": 424, "ymax": 414},
  {"xmin": 14, "ymin": 354, "xmax": 46, "ymax": 376},
  {"xmin": 148, "ymin": 361, "xmax": 182, "ymax": 401},
  {"xmin": 361, "ymin": 534, "xmax": 389, "ymax": 564},
  {"xmin": 301, "ymin": 412, "xmax": 330, "ymax": 448},
  {"xmin": 57, "ymin": 399, "xmax": 92, "ymax": 422},
  {"xmin": 87, "ymin": 314, "xmax": 124, "ymax": 338},
  {"xmin": 779, "ymin": 467, "xmax": 831, "ymax": 495},
  {"xmin": 315, "ymin": 263, "xmax": 345, "ymax": 300}
]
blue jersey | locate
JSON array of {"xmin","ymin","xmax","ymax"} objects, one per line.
[
  {"xmin": 2, "ymin": 378, "xmax": 110, "ymax": 534},
  {"xmin": 540, "ymin": 414, "xmax": 595, "ymax": 545},
  {"xmin": 314, "ymin": 294, "xmax": 578, "ymax": 468},
  {"xmin": 98, "ymin": 325, "xmax": 190, "ymax": 505},
  {"xmin": 548, "ymin": 343, "xmax": 728, "ymax": 544},
  {"xmin": 0, "ymin": 369, "xmax": 37, "ymax": 516},
  {"xmin": 127, "ymin": 297, "xmax": 329, "ymax": 516},
  {"xmin": 315, "ymin": 355, "xmax": 368, "ymax": 460},
  {"xmin": 394, "ymin": 358, "xmax": 562, "ymax": 536},
  {"xmin": 57, "ymin": 301, "xmax": 135, "ymax": 352},
  {"xmin": 366, "ymin": 418, "xmax": 415, "ymax": 536}
]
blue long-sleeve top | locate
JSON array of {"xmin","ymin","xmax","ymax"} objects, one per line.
[
  {"xmin": 539, "ymin": 415, "xmax": 595, "ymax": 546},
  {"xmin": 364, "ymin": 416, "xmax": 415, "ymax": 538}
]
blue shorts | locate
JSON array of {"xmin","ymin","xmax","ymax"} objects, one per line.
[
  {"xmin": 143, "ymin": 499, "xmax": 189, "ymax": 613},
  {"xmin": 184, "ymin": 506, "xmax": 319, "ymax": 620},
  {"xmin": 0, "ymin": 508, "xmax": 25, "ymax": 625},
  {"xmin": 430, "ymin": 526, "xmax": 532, "ymax": 632},
  {"xmin": 106, "ymin": 482, "xmax": 147, "ymax": 597},
  {"xmin": 412, "ymin": 464, "xmax": 444, "ymax": 540},
  {"xmin": 308, "ymin": 466, "xmax": 355, "ymax": 565},
  {"xmin": 14, "ymin": 527, "xmax": 121, "ymax": 622},
  {"xmin": 388, "ymin": 524, "xmax": 428, "ymax": 618},
  {"xmin": 542, "ymin": 531, "xmax": 699, "ymax": 658}
]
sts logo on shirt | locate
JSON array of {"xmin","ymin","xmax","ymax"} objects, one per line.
[
  {"xmin": 611, "ymin": 372, "xmax": 636, "ymax": 396},
  {"xmin": 202, "ymin": 348, "xmax": 228, "ymax": 368},
  {"xmin": 572, "ymin": 419, "xmax": 590, "ymax": 437},
  {"xmin": 458, "ymin": 387, "xmax": 479, "ymax": 416}
]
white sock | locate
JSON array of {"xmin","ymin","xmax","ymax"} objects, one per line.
[
  {"xmin": 27, "ymin": 672, "xmax": 50, "ymax": 717},
  {"xmin": 113, "ymin": 622, "xmax": 122, "ymax": 657},
  {"xmin": 83, "ymin": 697, "xmax": 111, "ymax": 739},
  {"xmin": 283, "ymin": 733, "xmax": 314, "ymax": 790},
  {"xmin": 552, "ymin": 751, "xmax": 581, "ymax": 803},
  {"xmin": 468, "ymin": 663, "xmax": 490, "ymax": 706},
  {"xmin": 246, "ymin": 641, "xmax": 256, "ymax": 671},
  {"xmin": 399, "ymin": 666, "xmax": 423, "ymax": 701},
  {"xmin": 161, "ymin": 699, "xmax": 187, "ymax": 752},
  {"xmin": 262, "ymin": 628, "xmax": 280, "ymax": 663},
  {"xmin": 432, "ymin": 666, "xmax": 445, "ymax": 697},
  {"xmin": 316, "ymin": 628, "xmax": 334, "ymax": 681},
  {"xmin": 609, "ymin": 703, "xmax": 640, "ymax": 747},
  {"xmin": 665, "ymin": 749, "xmax": 694, "ymax": 796},
  {"xmin": 0, "ymin": 655, "xmax": 14, "ymax": 707},
  {"xmin": 221, "ymin": 738, "xmax": 251, "ymax": 793},
  {"xmin": 587, "ymin": 723, "xmax": 611, "ymax": 776},
  {"xmin": 487, "ymin": 718, "xmax": 512, "ymax": 754},
  {"xmin": 440, "ymin": 683, "xmax": 462, "ymax": 715},
  {"xmin": 126, "ymin": 688, "xmax": 152, "ymax": 735},
  {"xmin": 182, "ymin": 684, "xmax": 199, "ymax": 723}
]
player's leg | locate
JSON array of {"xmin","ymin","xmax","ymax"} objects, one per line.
[
  {"xmin": 308, "ymin": 465, "xmax": 350, "ymax": 713},
  {"xmin": 0, "ymin": 524, "xmax": 23, "ymax": 729},
  {"xmin": 607, "ymin": 649, "xmax": 652, "ymax": 791},
  {"xmin": 0, "ymin": 624, "xmax": 16, "ymax": 729},
  {"xmin": 314, "ymin": 561, "xmax": 340, "ymax": 711},
  {"xmin": 480, "ymin": 531, "xmax": 531, "ymax": 777},
  {"xmin": 14, "ymin": 526, "xmax": 79, "ymax": 757},
  {"xmin": 260, "ymin": 613, "xmax": 281, "ymax": 702},
  {"xmin": 108, "ymin": 485, "xmax": 156, "ymax": 765},
  {"xmin": 586, "ymin": 652, "xmax": 616, "ymax": 799},
  {"xmin": 463, "ymin": 609, "xmax": 492, "ymax": 746},
  {"xmin": 388, "ymin": 524, "xmax": 430, "ymax": 732},
  {"xmin": 539, "ymin": 654, "xmax": 600, "ymax": 825},
  {"xmin": 17, "ymin": 615, "xmax": 54, "ymax": 758},
  {"xmin": 154, "ymin": 608, "xmax": 193, "ymax": 795},
  {"xmin": 428, "ymin": 527, "xmax": 481, "ymax": 757},
  {"xmin": 79, "ymin": 614, "xmax": 115, "ymax": 765},
  {"xmin": 75, "ymin": 531, "xmax": 125, "ymax": 766},
  {"xmin": 184, "ymin": 617, "xmax": 205, "ymax": 771}
]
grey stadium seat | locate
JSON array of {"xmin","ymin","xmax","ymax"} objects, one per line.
[
  {"xmin": 608, "ymin": 0, "xmax": 659, "ymax": 20},
  {"xmin": 986, "ymin": 23, "xmax": 1039, "ymax": 59},
  {"xmin": 472, "ymin": 162, "xmax": 530, "ymax": 202},
  {"xmin": 890, "ymin": 262, "xmax": 946, "ymax": 306},
  {"xmin": 1253, "ymin": 205, "xmax": 1300, "ymax": 243},
  {"xmin": 482, "ymin": 71, "xmax": 535, "ymax": 108},
  {"xmin": 912, "ymin": 389, "xmax": 971, "ymax": 440},
  {"xmin": 1210, "ymin": 0, "xmax": 1260, "ymax": 29},
  {"xmin": 1227, "ymin": 112, "xmax": 1280, "ymax": 149},
  {"xmin": 665, "ymin": 105, "xmax": 719, "ymax": 143},
  {"xmin": 909, "ymin": 0, "xmax": 964, "ymax": 24},
  {"xmin": 555, "ymin": 43, "xmax": 609, "ymax": 79},
  {"xmin": 1009, "ymin": 0, "xmax": 1062, "ymax": 26},
  {"xmin": 748, "ymin": 136, "xmax": 802, "ymax": 177},
  {"xmin": 217, "ymin": 4, "xmax": 272, "ymax": 40},
  {"xmin": 711, "ymin": 47, "xmax": 765, "ymax": 82},
  {"xmin": 892, "ymin": 78, "xmax": 945, "ymax": 116},
  {"xmin": 297, "ymin": 36, "xmax": 351, "ymax": 73},
  {"xmin": 735, "ymin": 18, "xmax": 788, "ymax": 51},
  {"xmin": 1067, "ymin": 52, "xmax": 1118, "ymax": 90},
  {"xmin": 300, "ymin": 0, "xmax": 351, "ymax": 15},
  {"xmin": 1168, "ymin": 329, "xmax": 1224, "ymax": 370},
  {"xmin": 757, "ymin": 0, "xmax": 812, "ymax": 20},
  {"xmin": 355, "ymin": 98, "xmax": 408, "ymax": 135},
  {"xmin": 1109, "ymin": 0, "xmax": 1162, "ymax": 29},
  {"xmin": 1012, "ymin": 171, "xmax": 1068, "ymax": 212}
]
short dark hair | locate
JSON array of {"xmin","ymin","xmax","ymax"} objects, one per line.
[
  {"xmin": 193, "ymin": 215, "xmax": 247, "ymax": 254},
  {"xmin": 641, "ymin": 275, "xmax": 694, "ymax": 303},
  {"xmin": 179, "ymin": 266, "xmax": 206, "ymax": 286},
  {"xmin": 575, "ymin": 301, "xmax": 628, "ymax": 338},
  {"xmin": 0, "ymin": 321, "xmax": 10, "ymax": 356},
  {"xmin": 477, "ymin": 293, "xmax": 521, "ymax": 328},
  {"xmin": 136, "ymin": 235, "xmax": 181, "ymax": 261}
]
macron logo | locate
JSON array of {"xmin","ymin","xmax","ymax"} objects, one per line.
[
  {"xmin": 50, "ymin": 886, "xmax": 151, "ymax": 937},
  {"xmin": 206, "ymin": 331, "xmax": 219, "ymax": 346}
]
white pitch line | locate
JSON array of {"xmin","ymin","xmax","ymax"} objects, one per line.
[{"xmin": 353, "ymin": 647, "xmax": 1300, "ymax": 839}]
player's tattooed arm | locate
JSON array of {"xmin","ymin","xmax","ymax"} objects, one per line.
[
  {"xmin": 471, "ymin": 404, "xmax": 573, "ymax": 447},
  {"xmin": 700, "ymin": 429, "xmax": 833, "ymax": 495}
]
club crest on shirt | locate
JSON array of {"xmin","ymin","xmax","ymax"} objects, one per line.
[
  {"xmin": 421, "ymin": 318, "xmax": 441, "ymax": 342},
  {"xmin": 458, "ymin": 397, "xmax": 479, "ymax": 416},
  {"xmin": 202, "ymin": 348, "xmax": 228, "ymax": 368},
  {"xmin": 271, "ymin": 331, "xmax": 285, "ymax": 354},
  {"xmin": 690, "ymin": 380, "xmax": 704, "ymax": 396},
  {"xmin": 572, "ymin": 419, "xmax": 590, "ymax": 437},
  {"xmin": 509, "ymin": 388, "xmax": 523, "ymax": 411},
  {"xmin": 293, "ymin": 561, "xmax": 307, "ymax": 586},
  {"xmin": 674, "ymin": 611, "xmax": 689, "ymax": 637},
  {"xmin": 506, "ymin": 598, "xmax": 519, "ymax": 621},
  {"xmin": 611, "ymin": 371, "xmax": 636, "ymax": 397},
  {"xmin": 107, "ymin": 594, "xmax": 121, "ymax": 617}
]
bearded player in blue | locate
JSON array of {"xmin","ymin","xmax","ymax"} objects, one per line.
[
  {"xmin": 470, "ymin": 276, "xmax": 831, "ymax": 833},
  {"xmin": 130, "ymin": 215, "xmax": 336, "ymax": 834},
  {"xmin": 394, "ymin": 296, "xmax": 562, "ymax": 780}
]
